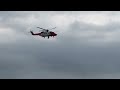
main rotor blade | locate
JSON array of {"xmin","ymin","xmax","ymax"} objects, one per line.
[
  {"xmin": 49, "ymin": 27, "xmax": 56, "ymax": 30},
  {"xmin": 37, "ymin": 27, "xmax": 47, "ymax": 30}
]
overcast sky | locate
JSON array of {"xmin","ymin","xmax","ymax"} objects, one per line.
[{"xmin": 1, "ymin": 11, "xmax": 120, "ymax": 79}]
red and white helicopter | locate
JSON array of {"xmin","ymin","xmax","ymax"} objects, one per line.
[{"xmin": 30, "ymin": 27, "xmax": 57, "ymax": 39}]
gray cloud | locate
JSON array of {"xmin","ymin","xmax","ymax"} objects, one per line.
[{"xmin": 1, "ymin": 11, "xmax": 120, "ymax": 79}]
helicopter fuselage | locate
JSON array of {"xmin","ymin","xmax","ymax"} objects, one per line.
[
  {"xmin": 40, "ymin": 31, "xmax": 50, "ymax": 37},
  {"xmin": 30, "ymin": 30, "xmax": 57, "ymax": 38}
]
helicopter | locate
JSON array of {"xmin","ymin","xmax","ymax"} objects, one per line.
[{"xmin": 30, "ymin": 27, "xmax": 57, "ymax": 39}]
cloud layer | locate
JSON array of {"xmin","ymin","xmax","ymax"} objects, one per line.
[{"xmin": 0, "ymin": 11, "xmax": 120, "ymax": 78}]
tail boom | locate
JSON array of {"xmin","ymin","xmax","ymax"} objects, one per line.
[{"xmin": 30, "ymin": 31, "xmax": 40, "ymax": 35}]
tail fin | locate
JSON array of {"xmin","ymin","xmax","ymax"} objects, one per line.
[{"xmin": 30, "ymin": 31, "xmax": 34, "ymax": 35}]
